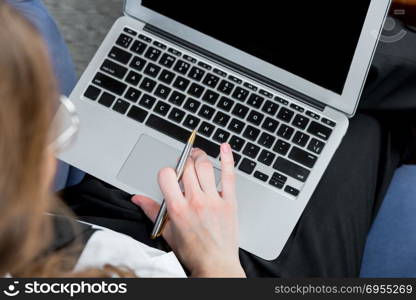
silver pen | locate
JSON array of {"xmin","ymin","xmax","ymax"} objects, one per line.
[{"xmin": 151, "ymin": 130, "xmax": 197, "ymax": 239}]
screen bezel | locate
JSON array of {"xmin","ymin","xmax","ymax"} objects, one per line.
[{"xmin": 124, "ymin": 0, "xmax": 391, "ymax": 117}]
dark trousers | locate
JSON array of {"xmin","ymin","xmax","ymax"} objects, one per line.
[{"xmin": 61, "ymin": 22, "xmax": 416, "ymax": 277}]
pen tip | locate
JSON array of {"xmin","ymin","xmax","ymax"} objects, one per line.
[{"xmin": 188, "ymin": 130, "xmax": 196, "ymax": 144}]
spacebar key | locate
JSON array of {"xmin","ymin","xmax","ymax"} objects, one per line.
[
  {"xmin": 273, "ymin": 157, "xmax": 310, "ymax": 182},
  {"xmin": 146, "ymin": 114, "xmax": 220, "ymax": 158}
]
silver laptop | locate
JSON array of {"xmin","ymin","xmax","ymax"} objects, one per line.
[{"xmin": 59, "ymin": 0, "xmax": 391, "ymax": 260}]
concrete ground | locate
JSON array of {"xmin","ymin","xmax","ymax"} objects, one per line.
[{"xmin": 44, "ymin": 0, "xmax": 124, "ymax": 77}]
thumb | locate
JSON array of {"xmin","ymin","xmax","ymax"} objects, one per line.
[{"xmin": 131, "ymin": 195, "xmax": 160, "ymax": 223}]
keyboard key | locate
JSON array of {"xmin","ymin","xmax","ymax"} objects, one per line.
[
  {"xmin": 232, "ymin": 152, "xmax": 242, "ymax": 166},
  {"xmin": 273, "ymin": 157, "xmax": 310, "ymax": 182},
  {"xmin": 292, "ymin": 114, "xmax": 310, "ymax": 129},
  {"xmin": 183, "ymin": 115, "xmax": 201, "ymax": 130},
  {"xmin": 188, "ymin": 83, "xmax": 205, "ymax": 98},
  {"xmin": 126, "ymin": 71, "xmax": 142, "ymax": 86},
  {"xmin": 139, "ymin": 94, "xmax": 156, "ymax": 109},
  {"xmin": 127, "ymin": 105, "xmax": 148, "ymax": 123},
  {"xmin": 247, "ymin": 111, "xmax": 264, "ymax": 126},
  {"xmin": 198, "ymin": 122, "xmax": 215, "ymax": 137},
  {"xmin": 213, "ymin": 128, "xmax": 230, "ymax": 143},
  {"xmin": 146, "ymin": 114, "xmax": 220, "ymax": 158},
  {"xmin": 232, "ymin": 87, "xmax": 249, "ymax": 102},
  {"xmin": 108, "ymin": 46, "xmax": 132, "ymax": 64},
  {"xmin": 173, "ymin": 76, "xmax": 190, "ymax": 91},
  {"xmin": 213, "ymin": 68, "xmax": 227, "ymax": 77},
  {"xmin": 154, "ymin": 101, "xmax": 171, "ymax": 116},
  {"xmin": 269, "ymin": 178, "xmax": 284, "ymax": 189},
  {"xmin": 258, "ymin": 150, "xmax": 276, "ymax": 166},
  {"xmin": 183, "ymin": 98, "xmax": 200, "ymax": 113},
  {"xmin": 144, "ymin": 47, "xmax": 162, "ymax": 61},
  {"xmin": 232, "ymin": 103, "xmax": 249, "ymax": 119},
  {"xmin": 159, "ymin": 53, "xmax": 176, "ymax": 68},
  {"xmin": 254, "ymin": 171, "xmax": 269, "ymax": 182},
  {"xmin": 275, "ymin": 97, "xmax": 289, "ymax": 106},
  {"xmin": 188, "ymin": 66, "xmax": 205, "ymax": 81},
  {"xmin": 203, "ymin": 74, "xmax": 220, "ymax": 88},
  {"xmin": 124, "ymin": 87, "xmax": 141, "ymax": 103},
  {"xmin": 228, "ymin": 118, "xmax": 245, "ymax": 134},
  {"xmin": 202, "ymin": 90, "xmax": 219, "ymax": 105},
  {"xmin": 273, "ymin": 139, "xmax": 290, "ymax": 155},
  {"xmin": 93, "ymin": 72, "xmax": 127, "ymax": 96},
  {"xmin": 292, "ymin": 131, "xmax": 310, "ymax": 147},
  {"xmin": 154, "ymin": 84, "xmax": 171, "ymax": 100},
  {"xmin": 258, "ymin": 132, "xmax": 276, "ymax": 148},
  {"xmin": 153, "ymin": 41, "xmax": 167, "ymax": 50},
  {"xmin": 229, "ymin": 135, "xmax": 245, "ymax": 152},
  {"xmin": 289, "ymin": 147, "xmax": 317, "ymax": 168},
  {"xmin": 247, "ymin": 94, "xmax": 264, "ymax": 109},
  {"xmin": 123, "ymin": 27, "xmax": 137, "ymax": 36},
  {"xmin": 277, "ymin": 124, "xmax": 295, "ymax": 140},
  {"xmin": 322, "ymin": 118, "xmax": 336, "ymax": 127},
  {"xmin": 277, "ymin": 107, "xmax": 295, "ymax": 122},
  {"xmin": 262, "ymin": 100, "xmax": 279, "ymax": 116},
  {"xmin": 183, "ymin": 54, "xmax": 197, "ymax": 63},
  {"xmin": 213, "ymin": 111, "xmax": 230, "ymax": 127},
  {"xmin": 239, "ymin": 158, "xmax": 256, "ymax": 175},
  {"xmin": 290, "ymin": 103, "xmax": 304, "ymax": 113},
  {"xmin": 198, "ymin": 61, "xmax": 212, "ymax": 70},
  {"xmin": 168, "ymin": 48, "xmax": 181, "ymax": 56},
  {"xmin": 100, "ymin": 59, "xmax": 127, "ymax": 79},
  {"xmin": 285, "ymin": 186, "xmax": 300, "ymax": 197},
  {"xmin": 168, "ymin": 107, "xmax": 186, "ymax": 123},
  {"xmin": 243, "ymin": 143, "xmax": 260, "ymax": 159},
  {"xmin": 262, "ymin": 117, "xmax": 279, "ymax": 133},
  {"xmin": 306, "ymin": 111, "xmax": 320, "ymax": 120},
  {"xmin": 98, "ymin": 92, "xmax": 115, "ymax": 107},
  {"xmin": 116, "ymin": 34, "xmax": 133, "ymax": 48},
  {"xmin": 130, "ymin": 40, "xmax": 147, "ymax": 55},
  {"xmin": 138, "ymin": 34, "xmax": 152, "ymax": 43},
  {"xmin": 139, "ymin": 77, "xmax": 157, "ymax": 93},
  {"xmin": 228, "ymin": 75, "xmax": 242, "ymax": 84},
  {"xmin": 307, "ymin": 121, "xmax": 332, "ymax": 141},
  {"xmin": 168, "ymin": 91, "xmax": 186, "ymax": 106},
  {"xmin": 174, "ymin": 60, "xmax": 191, "ymax": 74},
  {"xmin": 217, "ymin": 96, "xmax": 234, "ymax": 112},
  {"xmin": 84, "ymin": 85, "xmax": 101, "ymax": 101},
  {"xmin": 112, "ymin": 99, "xmax": 130, "ymax": 114},
  {"xmin": 272, "ymin": 172, "xmax": 288, "ymax": 184},
  {"xmin": 259, "ymin": 89, "xmax": 273, "ymax": 98},
  {"xmin": 198, "ymin": 104, "xmax": 215, "ymax": 120},
  {"xmin": 130, "ymin": 56, "xmax": 146, "ymax": 72},
  {"xmin": 244, "ymin": 82, "xmax": 257, "ymax": 91},
  {"xmin": 159, "ymin": 69, "xmax": 175, "ymax": 84},
  {"xmin": 217, "ymin": 80, "xmax": 234, "ymax": 95},
  {"xmin": 243, "ymin": 125, "xmax": 260, "ymax": 141},
  {"xmin": 308, "ymin": 138, "xmax": 325, "ymax": 155},
  {"xmin": 144, "ymin": 63, "xmax": 161, "ymax": 78}
]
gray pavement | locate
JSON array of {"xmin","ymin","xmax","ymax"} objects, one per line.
[{"xmin": 44, "ymin": 0, "xmax": 124, "ymax": 77}]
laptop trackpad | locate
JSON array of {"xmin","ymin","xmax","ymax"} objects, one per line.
[{"xmin": 117, "ymin": 134, "xmax": 221, "ymax": 203}]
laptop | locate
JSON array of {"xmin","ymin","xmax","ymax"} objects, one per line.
[{"xmin": 59, "ymin": 0, "xmax": 391, "ymax": 260}]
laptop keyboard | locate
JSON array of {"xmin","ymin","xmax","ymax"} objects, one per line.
[{"xmin": 83, "ymin": 27, "xmax": 337, "ymax": 198}]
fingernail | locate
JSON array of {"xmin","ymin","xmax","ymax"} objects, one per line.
[{"xmin": 221, "ymin": 143, "xmax": 231, "ymax": 153}]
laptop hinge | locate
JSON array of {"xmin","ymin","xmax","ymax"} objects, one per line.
[{"xmin": 144, "ymin": 24, "xmax": 326, "ymax": 112}]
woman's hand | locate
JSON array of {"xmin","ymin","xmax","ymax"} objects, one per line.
[{"xmin": 131, "ymin": 143, "xmax": 245, "ymax": 278}]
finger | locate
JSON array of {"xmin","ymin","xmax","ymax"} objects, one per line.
[
  {"xmin": 219, "ymin": 143, "xmax": 236, "ymax": 202},
  {"xmin": 131, "ymin": 195, "xmax": 160, "ymax": 223},
  {"xmin": 191, "ymin": 148, "xmax": 218, "ymax": 195},
  {"xmin": 158, "ymin": 167, "xmax": 186, "ymax": 204},
  {"xmin": 181, "ymin": 156, "xmax": 202, "ymax": 198}
]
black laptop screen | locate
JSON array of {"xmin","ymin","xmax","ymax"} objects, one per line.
[{"xmin": 142, "ymin": 1, "xmax": 372, "ymax": 95}]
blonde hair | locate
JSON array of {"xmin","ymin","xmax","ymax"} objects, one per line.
[{"xmin": 0, "ymin": 1, "xmax": 132, "ymax": 277}]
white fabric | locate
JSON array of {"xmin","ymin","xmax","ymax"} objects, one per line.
[{"xmin": 73, "ymin": 226, "xmax": 187, "ymax": 278}]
